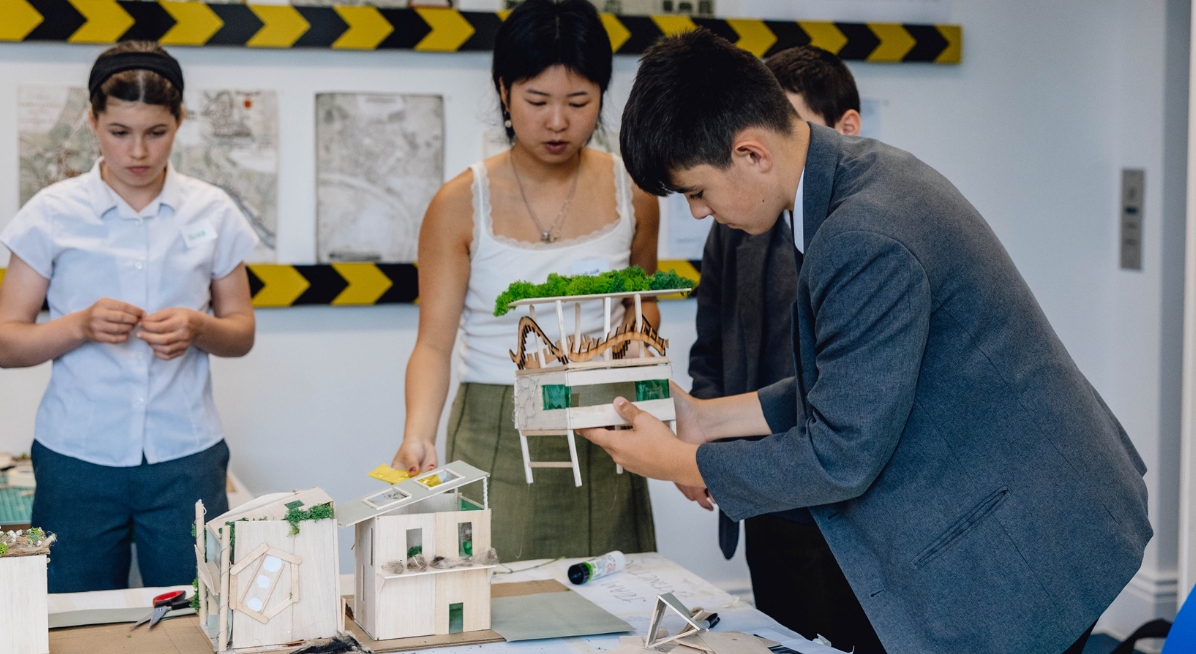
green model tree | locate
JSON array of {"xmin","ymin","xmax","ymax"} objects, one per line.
[{"xmin": 494, "ymin": 266, "xmax": 695, "ymax": 317}]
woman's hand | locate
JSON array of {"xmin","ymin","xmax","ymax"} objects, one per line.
[
  {"xmin": 79, "ymin": 298, "xmax": 144, "ymax": 344},
  {"xmin": 393, "ymin": 438, "xmax": 438, "ymax": 475},
  {"xmin": 136, "ymin": 307, "xmax": 205, "ymax": 360}
]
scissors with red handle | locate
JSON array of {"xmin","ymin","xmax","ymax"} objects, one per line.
[{"xmin": 130, "ymin": 590, "xmax": 191, "ymax": 631}]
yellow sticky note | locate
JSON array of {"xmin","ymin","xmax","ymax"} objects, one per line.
[{"xmin": 369, "ymin": 464, "xmax": 410, "ymax": 485}]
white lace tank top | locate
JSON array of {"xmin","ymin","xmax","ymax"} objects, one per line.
[{"xmin": 457, "ymin": 155, "xmax": 636, "ymax": 385}]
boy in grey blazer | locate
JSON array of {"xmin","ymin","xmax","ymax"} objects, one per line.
[
  {"xmin": 580, "ymin": 29, "xmax": 1152, "ymax": 654},
  {"xmin": 689, "ymin": 45, "xmax": 883, "ymax": 652}
]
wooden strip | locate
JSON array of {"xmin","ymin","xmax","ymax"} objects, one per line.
[
  {"xmin": 217, "ymin": 530, "xmax": 231, "ymax": 651},
  {"xmin": 195, "ymin": 502, "xmax": 207, "ymax": 625},
  {"xmin": 273, "ymin": 549, "xmax": 302, "ymax": 565},
  {"xmin": 229, "ymin": 542, "xmax": 270, "ymax": 575}
]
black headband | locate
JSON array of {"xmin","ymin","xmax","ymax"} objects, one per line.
[{"xmin": 88, "ymin": 51, "xmax": 184, "ymax": 97}]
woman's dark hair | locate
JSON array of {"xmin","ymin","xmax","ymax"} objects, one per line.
[
  {"xmin": 491, "ymin": 0, "xmax": 613, "ymax": 140},
  {"xmin": 89, "ymin": 41, "xmax": 183, "ymax": 120},
  {"xmin": 765, "ymin": 45, "xmax": 860, "ymax": 127},
  {"xmin": 620, "ymin": 29, "xmax": 796, "ymax": 196}
]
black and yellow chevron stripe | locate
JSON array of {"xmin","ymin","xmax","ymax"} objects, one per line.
[
  {"xmin": 244, "ymin": 260, "xmax": 701, "ymax": 307},
  {"xmin": 0, "ymin": 1, "xmax": 961, "ymax": 62},
  {"xmin": 0, "ymin": 261, "xmax": 700, "ymax": 308},
  {"xmin": 246, "ymin": 263, "xmax": 418, "ymax": 307}
]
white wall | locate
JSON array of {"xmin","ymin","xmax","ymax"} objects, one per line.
[{"xmin": 0, "ymin": 0, "xmax": 1187, "ymax": 635}]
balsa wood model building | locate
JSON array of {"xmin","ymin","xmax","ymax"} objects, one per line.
[
  {"xmin": 0, "ymin": 528, "xmax": 54, "ymax": 654},
  {"xmin": 194, "ymin": 488, "xmax": 341, "ymax": 652},
  {"xmin": 338, "ymin": 461, "xmax": 495, "ymax": 642},
  {"xmin": 507, "ymin": 287, "xmax": 690, "ymax": 486}
]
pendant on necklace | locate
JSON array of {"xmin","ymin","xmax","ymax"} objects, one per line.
[{"xmin": 541, "ymin": 231, "xmax": 555, "ymax": 243}]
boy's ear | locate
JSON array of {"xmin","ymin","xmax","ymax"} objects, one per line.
[
  {"xmin": 731, "ymin": 129, "xmax": 775, "ymax": 174},
  {"xmin": 834, "ymin": 109, "xmax": 862, "ymax": 136}
]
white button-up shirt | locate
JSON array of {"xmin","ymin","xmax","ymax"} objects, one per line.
[
  {"xmin": 784, "ymin": 171, "xmax": 806, "ymax": 254},
  {"xmin": 1, "ymin": 160, "xmax": 257, "ymax": 467}
]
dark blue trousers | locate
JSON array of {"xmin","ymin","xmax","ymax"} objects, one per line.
[{"xmin": 30, "ymin": 439, "xmax": 229, "ymax": 593}]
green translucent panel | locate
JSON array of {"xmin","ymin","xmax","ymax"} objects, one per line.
[
  {"xmin": 459, "ymin": 522, "xmax": 473, "ymax": 557},
  {"xmin": 542, "ymin": 384, "xmax": 571, "ymax": 410},
  {"xmin": 449, "ymin": 603, "xmax": 464, "ymax": 634},
  {"xmin": 406, "ymin": 528, "xmax": 422, "ymax": 558},
  {"xmin": 543, "ymin": 380, "xmax": 671, "ymax": 409},
  {"xmin": 635, "ymin": 379, "xmax": 671, "ymax": 401},
  {"xmin": 459, "ymin": 497, "xmax": 483, "ymax": 511}
]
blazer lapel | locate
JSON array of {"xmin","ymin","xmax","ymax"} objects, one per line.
[
  {"xmin": 802, "ymin": 124, "xmax": 840, "ymax": 253},
  {"xmin": 793, "ymin": 125, "xmax": 842, "ymax": 403}
]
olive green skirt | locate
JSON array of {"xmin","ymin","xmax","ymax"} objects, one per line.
[{"xmin": 446, "ymin": 382, "xmax": 657, "ymax": 562}]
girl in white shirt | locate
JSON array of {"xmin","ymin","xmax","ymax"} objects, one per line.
[{"xmin": 0, "ymin": 42, "xmax": 257, "ymax": 591}]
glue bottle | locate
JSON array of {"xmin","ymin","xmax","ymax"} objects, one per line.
[{"xmin": 568, "ymin": 550, "xmax": 625, "ymax": 585}]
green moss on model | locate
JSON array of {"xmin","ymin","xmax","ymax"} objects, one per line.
[
  {"xmin": 494, "ymin": 266, "xmax": 695, "ymax": 316},
  {"xmin": 285, "ymin": 503, "xmax": 334, "ymax": 536}
]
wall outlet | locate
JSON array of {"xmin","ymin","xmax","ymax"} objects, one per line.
[{"xmin": 1120, "ymin": 169, "xmax": 1145, "ymax": 270}]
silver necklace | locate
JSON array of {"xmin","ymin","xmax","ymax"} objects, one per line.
[{"xmin": 510, "ymin": 151, "xmax": 581, "ymax": 243}]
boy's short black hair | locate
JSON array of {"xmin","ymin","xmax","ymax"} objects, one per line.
[
  {"xmin": 620, "ymin": 29, "xmax": 797, "ymax": 197},
  {"xmin": 765, "ymin": 45, "xmax": 860, "ymax": 126},
  {"xmin": 492, "ymin": 0, "xmax": 612, "ymax": 141}
]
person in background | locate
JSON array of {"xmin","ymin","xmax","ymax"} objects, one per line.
[
  {"xmin": 0, "ymin": 42, "xmax": 258, "ymax": 591},
  {"xmin": 686, "ymin": 45, "xmax": 882, "ymax": 653},
  {"xmin": 391, "ymin": 0, "xmax": 660, "ymax": 561}
]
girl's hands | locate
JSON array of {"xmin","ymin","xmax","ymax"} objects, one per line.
[
  {"xmin": 393, "ymin": 438, "xmax": 438, "ymax": 475},
  {"xmin": 136, "ymin": 307, "xmax": 205, "ymax": 360},
  {"xmin": 78, "ymin": 298, "xmax": 144, "ymax": 344}
]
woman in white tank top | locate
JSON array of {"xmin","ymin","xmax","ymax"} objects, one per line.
[{"xmin": 391, "ymin": 0, "xmax": 660, "ymax": 560}]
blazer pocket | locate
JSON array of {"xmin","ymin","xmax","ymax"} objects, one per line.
[{"xmin": 913, "ymin": 486, "xmax": 1010, "ymax": 570}]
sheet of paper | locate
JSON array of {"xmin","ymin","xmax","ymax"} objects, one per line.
[
  {"xmin": 48, "ymin": 585, "xmax": 190, "ymax": 614},
  {"xmin": 492, "ymin": 591, "xmax": 632, "ymax": 641}
]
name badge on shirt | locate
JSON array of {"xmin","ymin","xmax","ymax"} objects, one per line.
[
  {"xmin": 182, "ymin": 220, "xmax": 218, "ymax": 249},
  {"xmin": 572, "ymin": 258, "xmax": 611, "ymax": 276}
]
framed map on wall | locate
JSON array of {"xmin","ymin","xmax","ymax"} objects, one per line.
[{"xmin": 315, "ymin": 93, "xmax": 445, "ymax": 264}]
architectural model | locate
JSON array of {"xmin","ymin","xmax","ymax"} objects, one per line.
[
  {"xmin": 498, "ymin": 269, "xmax": 693, "ymax": 486},
  {"xmin": 194, "ymin": 489, "xmax": 341, "ymax": 652},
  {"xmin": 338, "ymin": 461, "xmax": 495, "ymax": 641},
  {"xmin": 0, "ymin": 528, "xmax": 53, "ymax": 654}
]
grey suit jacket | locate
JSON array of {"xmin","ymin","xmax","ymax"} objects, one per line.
[{"xmin": 696, "ymin": 125, "xmax": 1153, "ymax": 653}]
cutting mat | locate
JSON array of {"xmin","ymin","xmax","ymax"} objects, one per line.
[{"xmin": 0, "ymin": 470, "xmax": 35, "ymax": 527}]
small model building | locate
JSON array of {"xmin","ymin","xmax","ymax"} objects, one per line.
[
  {"xmin": 0, "ymin": 528, "xmax": 54, "ymax": 654},
  {"xmin": 194, "ymin": 489, "xmax": 341, "ymax": 652},
  {"xmin": 338, "ymin": 461, "xmax": 495, "ymax": 642},
  {"xmin": 498, "ymin": 269, "xmax": 693, "ymax": 486}
]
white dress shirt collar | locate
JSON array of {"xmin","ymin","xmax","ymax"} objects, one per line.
[
  {"xmin": 785, "ymin": 170, "xmax": 806, "ymax": 254},
  {"xmin": 86, "ymin": 158, "xmax": 183, "ymax": 220}
]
